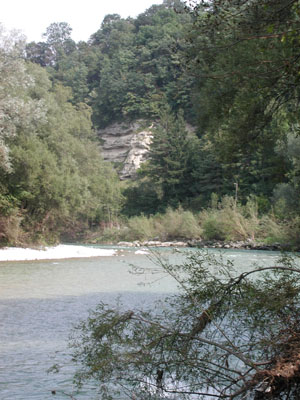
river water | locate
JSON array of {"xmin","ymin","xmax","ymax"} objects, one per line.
[{"xmin": 0, "ymin": 246, "xmax": 281, "ymax": 400}]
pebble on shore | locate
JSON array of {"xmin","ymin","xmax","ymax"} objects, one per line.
[{"xmin": 117, "ymin": 239, "xmax": 283, "ymax": 251}]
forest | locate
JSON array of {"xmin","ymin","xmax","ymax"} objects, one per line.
[{"xmin": 1, "ymin": 0, "xmax": 300, "ymax": 248}]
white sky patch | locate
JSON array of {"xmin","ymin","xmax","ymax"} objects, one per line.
[
  {"xmin": 0, "ymin": 245, "xmax": 116, "ymax": 261},
  {"xmin": 1, "ymin": 0, "xmax": 163, "ymax": 43}
]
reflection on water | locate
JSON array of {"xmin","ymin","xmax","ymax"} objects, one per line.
[{"xmin": 0, "ymin": 247, "xmax": 281, "ymax": 399}]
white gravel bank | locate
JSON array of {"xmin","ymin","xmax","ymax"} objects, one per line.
[{"xmin": 0, "ymin": 244, "xmax": 116, "ymax": 261}]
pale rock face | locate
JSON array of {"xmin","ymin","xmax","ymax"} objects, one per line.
[{"xmin": 99, "ymin": 120, "xmax": 153, "ymax": 180}]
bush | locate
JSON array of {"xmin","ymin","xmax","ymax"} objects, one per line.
[
  {"xmin": 127, "ymin": 215, "xmax": 157, "ymax": 241},
  {"xmin": 259, "ymin": 215, "xmax": 287, "ymax": 244},
  {"xmin": 201, "ymin": 212, "xmax": 227, "ymax": 240},
  {"xmin": 200, "ymin": 196, "xmax": 260, "ymax": 241},
  {"xmin": 155, "ymin": 208, "xmax": 202, "ymax": 240},
  {"xmin": 88, "ymin": 198, "xmax": 298, "ymax": 248},
  {"xmin": 92, "ymin": 208, "xmax": 202, "ymax": 243},
  {"xmin": 0, "ymin": 211, "xmax": 23, "ymax": 246}
]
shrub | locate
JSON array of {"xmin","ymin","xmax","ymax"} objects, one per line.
[
  {"xmin": 200, "ymin": 196, "xmax": 260, "ymax": 241},
  {"xmin": 126, "ymin": 215, "xmax": 157, "ymax": 241},
  {"xmin": 0, "ymin": 211, "xmax": 23, "ymax": 246},
  {"xmin": 201, "ymin": 212, "xmax": 227, "ymax": 240},
  {"xmin": 155, "ymin": 208, "xmax": 202, "ymax": 240}
]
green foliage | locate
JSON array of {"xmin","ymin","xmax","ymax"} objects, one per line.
[
  {"xmin": 69, "ymin": 250, "xmax": 300, "ymax": 399},
  {"xmin": 184, "ymin": 138, "xmax": 226, "ymax": 207},
  {"xmin": 122, "ymin": 179, "xmax": 162, "ymax": 217},
  {"xmin": 126, "ymin": 215, "xmax": 157, "ymax": 241},
  {"xmin": 260, "ymin": 215, "xmax": 300, "ymax": 250},
  {"xmin": 0, "ymin": 25, "xmax": 47, "ymax": 171},
  {"xmin": 0, "ymin": 209, "xmax": 23, "ymax": 246},
  {"xmin": 27, "ymin": 3, "xmax": 195, "ymax": 128},
  {"xmin": 201, "ymin": 213, "xmax": 227, "ymax": 241},
  {"xmin": 97, "ymin": 195, "xmax": 300, "ymax": 247},
  {"xmin": 138, "ymin": 107, "xmax": 207, "ymax": 210},
  {"xmin": 0, "ymin": 34, "xmax": 123, "ymax": 245},
  {"xmin": 184, "ymin": 0, "xmax": 296, "ymax": 201},
  {"xmin": 96, "ymin": 207, "xmax": 202, "ymax": 243},
  {"xmin": 200, "ymin": 196, "xmax": 259, "ymax": 241},
  {"xmin": 4, "ymin": 0, "xmax": 300, "ymax": 242},
  {"xmin": 145, "ymin": 108, "xmax": 190, "ymax": 204},
  {"xmin": 42, "ymin": 22, "xmax": 76, "ymax": 64},
  {"xmin": 156, "ymin": 207, "xmax": 202, "ymax": 240},
  {"xmin": 273, "ymin": 132, "xmax": 300, "ymax": 215}
]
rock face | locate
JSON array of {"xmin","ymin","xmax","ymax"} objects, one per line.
[{"xmin": 99, "ymin": 120, "xmax": 153, "ymax": 180}]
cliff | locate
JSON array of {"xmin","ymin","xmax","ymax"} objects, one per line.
[{"xmin": 99, "ymin": 120, "xmax": 153, "ymax": 180}]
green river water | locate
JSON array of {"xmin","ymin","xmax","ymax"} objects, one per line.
[{"xmin": 0, "ymin": 246, "xmax": 281, "ymax": 400}]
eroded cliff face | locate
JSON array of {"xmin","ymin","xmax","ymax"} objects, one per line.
[{"xmin": 99, "ymin": 120, "xmax": 153, "ymax": 180}]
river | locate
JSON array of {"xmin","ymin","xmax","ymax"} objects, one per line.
[{"xmin": 0, "ymin": 246, "xmax": 281, "ymax": 400}]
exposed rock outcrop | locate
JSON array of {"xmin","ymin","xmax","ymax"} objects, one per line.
[{"xmin": 99, "ymin": 120, "xmax": 153, "ymax": 180}]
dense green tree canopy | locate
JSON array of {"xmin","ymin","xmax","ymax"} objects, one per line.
[
  {"xmin": 0, "ymin": 29, "xmax": 122, "ymax": 244},
  {"xmin": 27, "ymin": 1, "xmax": 195, "ymax": 128},
  {"xmin": 3, "ymin": 0, "xmax": 300, "ymax": 240},
  {"xmin": 176, "ymin": 0, "xmax": 300, "ymax": 203},
  {"xmin": 0, "ymin": 25, "xmax": 47, "ymax": 172}
]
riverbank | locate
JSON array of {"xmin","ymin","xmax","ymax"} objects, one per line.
[
  {"xmin": 115, "ymin": 239, "xmax": 286, "ymax": 251},
  {"xmin": 81, "ymin": 204, "xmax": 300, "ymax": 252},
  {"xmin": 0, "ymin": 240, "xmax": 287, "ymax": 263},
  {"xmin": 0, "ymin": 244, "xmax": 116, "ymax": 261}
]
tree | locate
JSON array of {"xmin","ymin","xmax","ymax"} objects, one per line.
[
  {"xmin": 143, "ymin": 107, "xmax": 192, "ymax": 208},
  {"xmin": 0, "ymin": 36, "xmax": 123, "ymax": 245},
  {"xmin": 43, "ymin": 22, "xmax": 73, "ymax": 49},
  {"xmin": 88, "ymin": 3, "xmax": 195, "ymax": 127},
  {"xmin": 185, "ymin": 138, "xmax": 226, "ymax": 207},
  {"xmin": 5, "ymin": 80, "xmax": 122, "ymax": 239},
  {"xmin": 121, "ymin": 179, "xmax": 161, "ymax": 217},
  {"xmin": 183, "ymin": 0, "xmax": 298, "ymax": 201},
  {"xmin": 0, "ymin": 24, "xmax": 47, "ymax": 172},
  {"xmin": 70, "ymin": 250, "xmax": 300, "ymax": 399},
  {"xmin": 54, "ymin": 55, "xmax": 90, "ymax": 104},
  {"xmin": 273, "ymin": 129, "xmax": 300, "ymax": 215},
  {"xmin": 125, "ymin": 108, "xmax": 226, "ymax": 214},
  {"xmin": 25, "ymin": 41, "xmax": 54, "ymax": 67},
  {"xmin": 42, "ymin": 22, "xmax": 76, "ymax": 65},
  {"xmin": 186, "ymin": 0, "xmax": 300, "ymax": 124}
]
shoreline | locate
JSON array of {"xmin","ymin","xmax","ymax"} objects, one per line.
[
  {"xmin": 0, "ymin": 244, "xmax": 116, "ymax": 262},
  {"xmin": 0, "ymin": 240, "xmax": 295, "ymax": 262},
  {"xmin": 115, "ymin": 239, "xmax": 290, "ymax": 251}
]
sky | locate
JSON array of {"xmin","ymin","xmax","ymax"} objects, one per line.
[{"xmin": 1, "ymin": 0, "xmax": 163, "ymax": 43}]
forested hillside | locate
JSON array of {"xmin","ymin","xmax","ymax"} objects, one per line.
[
  {"xmin": 1, "ymin": 0, "xmax": 300, "ymax": 246},
  {"xmin": 0, "ymin": 26, "xmax": 122, "ymax": 245}
]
